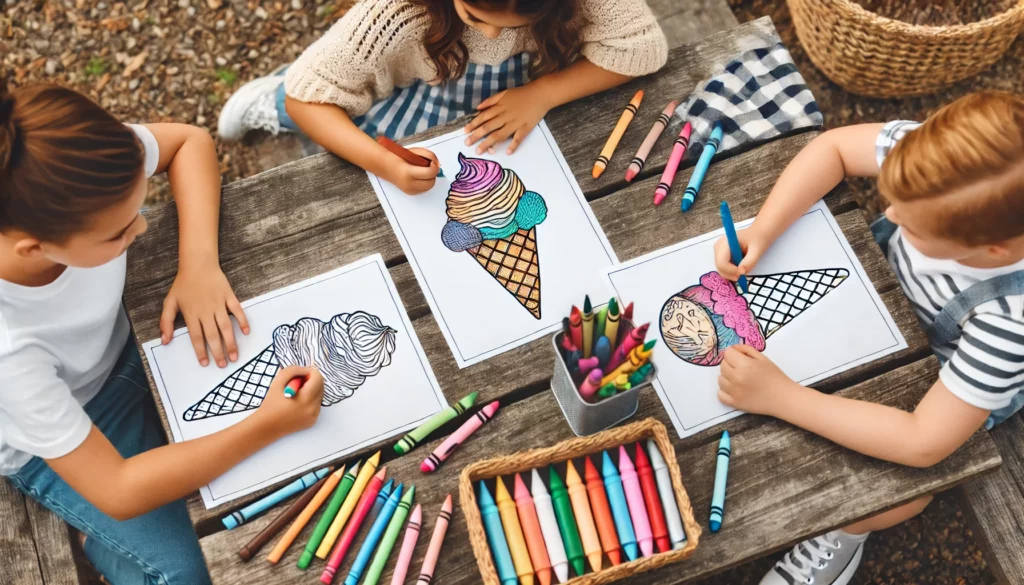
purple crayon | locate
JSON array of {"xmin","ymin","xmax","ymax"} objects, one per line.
[
  {"xmin": 653, "ymin": 122, "xmax": 692, "ymax": 206},
  {"xmin": 578, "ymin": 356, "xmax": 600, "ymax": 377},
  {"xmin": 579, "ymin": 369, "xmax": 604, "ymax": 402},
  {"xmin": 607, "ymin": 323, "xmax": 650, "ymax": 372},
  {"xmin": 421, "ymin": 401, "xmax": 500, "ymax": 473}
]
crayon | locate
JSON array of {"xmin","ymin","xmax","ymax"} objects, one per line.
[
  {"xmin": 593, "ymin": 90, "xmax": 643, "ymax": 179},
  {"xmin": 596, "ymin": 383, "xmax": 618, "ymax": 400},
  {"xmin": 559, "ymin": 335, "xmax": 577, "ymax": 361},
  {"xmin": 416, "ymin": 495, "xmax": 453, "ymax": 585},
  {"xmin": 299, "ymin": 462, "xmax": 360, "ymax": 569},
  {"xmin": 720, "ymin": 200, "xmax": 748, "ymax": 293},
  {"xmin": 602, "ymin": 339, "xmax": 656, "ymax": 387},
  {"xmin": 377, "ymin": 135, "xmax": 444, "ymax": 178},
  {"xmin": 646, "ymin": 440, "xmax": 686, "ymax": 550},
  {"xmin": 565, "ymin": 461, "xmax": 602, "ymax": 572},
  {"xmin": 396, "ymin": 391, "xmax": 479, "ymax": 454},
  {"xmin": 496, "ymin": 477, "xmax": 534, "ymax": 585},
  {"xmin": 336, "ymin": 484, "xmax": 405, "ymax": 585},
  {"xmin": 627, "ymin": 100, "xmax": 679, "ymax": 182},
  {"xmin": 593, "ymin": 336, "xmax": 611, "ymax": 369},
  {"xmin": 622, "ymin": 302, "xmax": 634, "ymax": 324},
  {"xmin": 363, "ymin": 486, "xmax": 416, "ymax": 585},
  {"xmin": 284, "ymin": 375, "xmax": 306, "ymax": 399},
  {"xmin": 422, "ymin": 401, "xmax": 500, "ymax": 473},
  {"xmin": 584, "ymin": 457, "xmax": 622, "ymax": 566},
  {"xmin": 653, "ymin": 121, "xmax": 692, "ymax": 206},
  {"xmin": 321, "ymin": 467, "xmax": 387, "ymax": 573},
  {"xmin": 613, "ymin": 375, "xmax": 631, "ymax": 391},
  {"xmin": 242, "ymin": 475, "xmax": 328, "ymax": 562},
  {"xmin": 606, "ymin": 323, "xmax": 649, "ymax": 372},
  {"xmin": 566, "ymin": 347, "xmax": 582, "ymax": 380},
  {"xmin": 549, "ymin": 466, "xmax": 585, "ymax": 577},
  {"xmin": 531, "ymin": 469, "xmax": 569, "ymax": 584},
  {"xmin": 316, "ymin": 452, "xmax": 381, "ymax": 559},
  {"xmin": 617, "ymin": 446, "xmax": 653, "ymax": 558},
  {"xmin": 604, "ymin": 298, "xmax": 620, "ymax": 353},
  {"xmin": 223, "ymin": 467, "xmax": 332, "ymax": 530},
  {"xmin": 267, "ymin": 466, "xmax": 343, "ymax": 563},
  {"xmin": 601, "ymin": 451, "xmax": 639, "ymax": 561},
  {"xmin": 514, "ymin": 474, "xmax": 552, "ymax": 585},
  {"xmin": 634, "ymin": 443, "xmax": 670, "ymax": 554},
  {"xmin": 480, "ymin": 481, "xmax": 518, "ymax": 585},
  {"xmin": 578, "ymin": 356, "xmax": 600, "ymax": 377},
  {"xmin": 390, "ymin": 504, "xmax": 422, "ymax": 585},
  {"xmin": 710, "ymin": 431, "xmax": 731, "ymax": 532},
  {"xmin": 681, "ymin": 121, "xmax": 723, "ymax": 212},
  {"xmin": 579, "ymin": 368, "xmax": 604, "ymax": 402},
  {"xmin": 368, "ymin": 479, "xmax": 396, "ymax": 527},
  {"xmin": 561, "ymin": 316, "xmax": 571, "ymax": 339},
  {"xmin": 569, "ymin": 306, "xmax": 584, "ymax": 351},
  {"xmin": 595, "ymin": 305, "xmax": 608, "ymax": 341},
  {"xmin": 627, "ymin": 363, "xmax": 654, "ymax": 387},
  {"xmin": 581, "ymin": 296, "xmax": 594, "ymax": 359}
]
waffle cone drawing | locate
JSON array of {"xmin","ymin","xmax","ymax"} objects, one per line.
[
  {"xmin": 468, "ymin": 227, "xmax": 541, "ymax": 318},
  {"xmin": 744, "ymin": 268, "xmax": 849, "ymax": 339}
]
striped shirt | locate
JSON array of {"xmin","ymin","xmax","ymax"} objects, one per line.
[{"xmin": 876, "ymin": 121, "xmax": 1024, "ymax": 411}]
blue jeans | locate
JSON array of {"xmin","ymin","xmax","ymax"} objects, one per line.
[{"xmin": 5, "ymin": 341, "xmax": 211, "ymax": 585}]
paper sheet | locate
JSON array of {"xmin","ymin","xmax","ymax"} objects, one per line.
[
  {"xmin": 143, "ymin": 255, "xmax": 445, "ymax": 508},
  {"xmin": 368, "ymin": 121, "xmax": 618, "ymax": 368},
  {"xmin": 605, "ymin": 201, "xmax": 908, "ymax": 438}
]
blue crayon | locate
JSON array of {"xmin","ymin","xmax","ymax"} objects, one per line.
[
  {"xmin": 344, "ymin": 484, "xmax": 405, "ymax": 585},
  {"xmin": 710, "ymin": 431, "xmax": 731, "ymax": 532},
  {"xmin": 601, "ymin": 451, "xmax": 639, "ymax": 561},
  {"xmin": 367, "ymin": 478, "xmax": 395, "ymax": 527},
  {"xmin": 479, "ymin": 481, "xmax": 518, "ymax": 585},
  {"xmin": 681, "ymin": 121, "xmax": 723, "ymax": 212},
  {"xmin": 222, "ymin": 466, "xmax": 331, "ymax": 530},
  {"xmin": 720, "ymin": 201, "xmax": 748, "ymax": 293},
  {"xmin": 593, "ymin": 336, "xmax": 612, "ymax": 369}
]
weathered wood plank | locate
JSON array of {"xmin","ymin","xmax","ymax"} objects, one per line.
[
  {"xmin": 0, "ymin": 479, "xmax": 45, "ymax": 585},
  {"xmin": 23, "ymin": 499, "xmax": 78, "ymax": 585},
  {"xmin": 651, "ymin": 0, "xmax": 740, "ymax": 54},
  {"xmin": 198, "ymin": 357, "xmax": 1000, "ymax": 585},
  {"xmin": 960, "ymin": 413, "xmax": 1024, "ymax": 585}
]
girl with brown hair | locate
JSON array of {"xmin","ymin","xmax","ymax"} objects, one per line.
[
  {"xmin": 0, "ymin": 84, "xmax": 326, "ymax": 584},
  {"xmin": 218, "ymin": 0, "xmax": 668, "ymax": 194}
]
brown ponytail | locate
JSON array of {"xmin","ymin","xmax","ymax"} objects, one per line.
[{"xmin": 0, "ymin": 84, "xmax": 144, "ymax": 242}]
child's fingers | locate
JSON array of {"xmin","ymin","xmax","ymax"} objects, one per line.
[
  {"xmin": 507, "ymin": 127, "xmax": 529, "ymax": 155},
  {"xmin": 466, "ymin": 114, "xmax": 507, "ymax": 147},
  {"xmin": 273, "ymin": 365, "xmax": 312, "ymax": 389},
  {"xmin": 476, "ymin": 122, "xmax": 513, "ymax": 155},
  {"xmin": 477, "ymin": 90, "xmax": 505, "ymax": 111},
  {"xmin": 732, "ymin": 343, "xmax": 762, "ymax": 359},
  {"xmin": 201, "ymin": 316, "xmax": 228, "ymax": 368},
  {"xmin": 408, "ymin": 147, "xmax": 439, "ymax": 166},
  {"xmin": 215, "ymin": 310, "xmax": 238, "ymax": 362},
  {"xmin": 464, "ymin": 107, "xmax": 502, "ymax": 138},
  {"xmin": 185, "ymin": 318, "xmax": 210, "ymax": 367},
  {"xmin": 407, "ymin": 163, "xmax": 440, "ymax": 181},
  {"xmin": 228, "ymin": 297, "xmax": 250, "ymax": 335},
  {"xmin": 159, "ymin": 296, "xmax": 179, "ymax": 344}
]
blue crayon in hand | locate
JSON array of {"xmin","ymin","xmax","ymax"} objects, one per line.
[
  {"xmin": 344, "ymin": 484, "xmax": 404, "ymax": 585},
  {"xmin": 222, "ymin": 467, "xmax": 331, "ymax": 530},
  {"xmin": 720, "ymin": 201, "xmax": 748, "ymax": 293},
  {"xmin": 681, "ymin": 121, "xmax": 724, "ymax": 212},
  {"xmin": 601, "ymin": 451, "xmax": 639, "ymax": 561},
  {"xmin": 709, "ymin": 431, "xmax": 731, "ymax": 532},
  {"xmin": 479, "ymin": 481, "xmax": 518, "ymax": 585}
]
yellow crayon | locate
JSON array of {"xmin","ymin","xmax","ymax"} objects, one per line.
[
  {"xmin": 316, "ymin": 451, "xmax": 381, "ymax": 558},
  {"xmin": 601, "ymin": 340, "xmax": 655, "ymax": 387},
  {"xmin": 593, "ymin": 90, "xmax": 644, "ymax": 179},
  {"xmin": 565, "ymin": 461, "xmax": 603, "ymax": 572},
  {"xmin": 614, "ymin": 374, "xmax": 631, "ymax": 391},
  {"xmin": 495, "ymin": 477, "xmax": 534, "ymax": 585}
]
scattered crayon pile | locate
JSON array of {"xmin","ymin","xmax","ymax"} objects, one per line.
[
  {"xmin": 475, "ymin": 440, "xmax": 688, "ymax": 584},
  {"xmin": 561, "ymin": 296, "xmax": 656, "ymax": 403}
]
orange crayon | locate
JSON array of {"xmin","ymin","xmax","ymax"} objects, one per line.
[
  {"xmin": 584, "ymin": 456, "xmax": 621, "ymax": 566},
  {"xmin": 496, "ymin": 477, "xmax": 535, "ymax": 585},
  {"xmin": 267, "ymin": 465, "xmax": 345, "ymax": 564},
  {"xmin": 565, "ymin": 461, "xmax": 602, "ymax": 572},
  {"xmin": 513, "ymin": 474, "xmax": 552, "ymax": 585},
  {"xmin": 593, "ymin": 90, "xmax": 644, "ymax": 179}
]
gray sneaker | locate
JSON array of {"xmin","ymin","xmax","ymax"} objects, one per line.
[
  {"xmin": 759, "ymin": 531, "xmax": 868, "ymax": 585},
  {"xmin": 217, "ymin": 65, "xmax": 289, "ymax": 142}
]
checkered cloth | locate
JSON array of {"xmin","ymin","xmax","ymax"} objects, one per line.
[{"xmin": 675, "ymin": 42, "xmax": 823, "ymax": 154}]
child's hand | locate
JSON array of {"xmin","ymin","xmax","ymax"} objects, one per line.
[
  {"xmin": 717, "ymin": 344, "xmax": 797, "ymax": 416},
  {"xmin": 385, "ymin": 147, "xmax": 440, "ymax": 195},
  {"xmin": 464, "ymin": 86, "xmax": 551, "ymax": 155},
  {"xmin": 161, "ymin": 262, "xmax": 250, "ymax": 368},
  {"xmin": 251, "ymin": 366, "xmax": 325, "ymax": 436},
  {"xmin": 713, "ymin": 229, "xmax": 766, "ymax": 283}
]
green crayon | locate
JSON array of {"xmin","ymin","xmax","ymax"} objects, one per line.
[
  {"xmin": 364, "ymin": 486, "xmax": 416, "ymax": 585},
  {"xmin": 628, "ymin": 363, "xmax": 654, "ymax": 386},
  {"xmin": 395, "ymin": 392, "xmax": 479, "ymax": 454},
  {"xmin": 298, "ymin": 461, "xmax": 360, "ymax": 570},
  {"xmin": 595, "ymin": 305, "xmax": 608, "ymax": 341},
  {"xmin": 549, "ymin": 466, "xmax": 586, "ymax": 577},
  {"xmin": 597, "ymin": 382, "xmax": 617, "ymax": 399}
]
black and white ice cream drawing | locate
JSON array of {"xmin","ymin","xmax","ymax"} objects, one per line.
[{"xmin": 182, "ymin": 311, "xmax": 398, "ymax": 421}]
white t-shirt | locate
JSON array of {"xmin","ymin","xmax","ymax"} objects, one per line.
[{"xmin": 0, "ymin": 124, "xmax": 160, "ymax": 475}]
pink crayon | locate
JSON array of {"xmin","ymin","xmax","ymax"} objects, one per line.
[
  {"xmin": 578, "ymin": 356, "xmax": 600, "ymax": 377},
  {"xmin": 421, "ymin": 401, "xmax": 500, "ymax": 473},
  {"xmin": 416, "ymin": 495, "xmax": 453, "ymax": 585},
  {"xmin": 579, "ymin": 369, "xmax": 604, "ymax": 401},
  {"xmin": 607, "ymin": 323, "xmax": 649, "ymax": 372},
  {"xmin": 653, "ymin": 121, "xmax": 692, "ymax": 206},
  {"xmin": 390, "ymin": 504, "xmax": 422, "ymax": 585},
  {"xmin": 618, "ymin": 445, "xmax": 654, "ymax": 558},
  {"xmin": 627, "ymin": 100, "xmax": 679, "ymax": 182}
]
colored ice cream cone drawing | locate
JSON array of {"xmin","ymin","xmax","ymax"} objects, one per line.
[
  {"xmin": 660, "ymin": 268, "xmax": 850, "ymax": 366},
  {"xmin": 182, "ymin": 311, "xmax": 397, "ymax": 421},
  {"xmin": 441, "ymin": 153, "xmax": 548, "ymax": 319}
]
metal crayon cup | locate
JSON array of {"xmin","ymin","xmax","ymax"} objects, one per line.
[{"xmin": 550, "ymin": 322, "xmax": 658, "ymax": 436}]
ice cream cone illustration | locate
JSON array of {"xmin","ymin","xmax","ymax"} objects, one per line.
[
  {"xmin": 660, "ymin": 268, "xmax": 849, "ymax": 366},
  {"xmin": 182, "ymin": 311, "xmax": 397, "ymax": 421},
  {"xmin": 441, "ymin": 154, "xmax": 548, "ymax": 319}
]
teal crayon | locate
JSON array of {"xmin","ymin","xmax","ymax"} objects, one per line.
[
  {"xmin": 396, "ymin": 391, "xmax": 479, "ymax": 454},
  {"xmin": 720, "ymin": 200, "xmax": 748, "ymax": 293},
  {"xmin": 681, "ymin": 121, "xmax": 723, "ymax": 212},
  {"xmin": 593, "ymin": 336, "xmax": 612, "ymax": 368},
  {"xmin": 601, "ymin": 451, "xmax": 638, "ymax": 561},
  {"xmin": 627, "ymin": 363, "xmax": 654, "ymax": 386},
  {"xmin": 549, "ymin": 467, "xmax": 586, "ymax": 577},
  {"xmin": 341, "ymin": 484, "xmax": 404, "ymax": 585},
  {"xmin": 223, "ymin": 467, "xmax": 331, "ymax": 530},
  {"xmin": 710, "ymin": 431, "xmax": 731, "ymax": 532},
  {"xmin": 479, "ymin": 481, "xmax": 518, "ymax": 585}
]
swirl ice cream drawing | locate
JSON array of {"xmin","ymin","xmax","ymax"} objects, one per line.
[
  {"xmin": 441, "ymin": 154, "xmax": 548, "ymax": 319},
  {"xmin": 660, "ymin": 268, "xmax": 849, "ymax": 366},
  {"xmin": 182, "ymin": 311, "xmax": 397, "ymax": 421}
]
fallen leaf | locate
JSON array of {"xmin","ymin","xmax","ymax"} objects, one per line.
[{"xmin": 122, "ymin": 51, "xmax": 148, "ymax": 77}]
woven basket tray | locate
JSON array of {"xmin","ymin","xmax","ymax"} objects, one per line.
[
  {"xmin": 787, "ymin": 0, "xmax": 1024, "ymax": 97},
  {"xmin": 459, "ymin": 418, "xmax": 701, "ymax": 585}
]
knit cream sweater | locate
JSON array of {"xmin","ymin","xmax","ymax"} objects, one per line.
[{"xmin": 284, "ymin": 0, "xmax": 668, "ymax": 118}]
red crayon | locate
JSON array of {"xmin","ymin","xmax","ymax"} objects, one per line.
[
  {"xmin": 622, "ymin": 302, "xmax": 634, "ymax": 323},
  {"xmin": 569, "ymin": 306, "xmax": 584, "ymax": 351},
  {"xmin": 578, "ymin": 356, "xmax": 600, "ymax": 377},
  {"xmin": 321, "ymin": 468, "xmax": 387, "ymax": 583},
  {"xmin": 607, "ymin": 323, "xmax": 649, "ymax": 372},
  {"xmin": 584, "ymin": 457, "xmax": 622, "ymax": 566},
  {"xmin": 634, "ymin": 443, "xmax": 670, "ymax": 553},
  {"xmin": 579, "ymin": 369, "xmax": 603, "ymax": 401}
]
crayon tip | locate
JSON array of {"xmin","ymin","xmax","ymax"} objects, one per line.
[
  {"xmin": 513, "ymin": 473, "xmax": 529, "ymax": 499},
  {"xmin": 608, "ymin": 297, "xmax": 619, "ymax": 315},
  {"xmin": 437, "ymin": 167, "xmax": 445, "ymax": 178},
  {"xmin": 625, "ymin": 168, "xmax": 637, "ymax": 182},
  {"xmin": 420, "ymin": 461, "xmax": 431, "ymax": 473},
  {"xmin": 681, "ymin": 197, "xmax": 694, "ymax": 212},
  {"xmin": 584, "ymin": 295, "xmax": 592, "ymax": 313},
  {"xmin": 572, "ymin": 558, "xmax": 586, "ymax": 577},
  {"xmin": 653, "ymin": 190, "xmax": 667, "ymax": 206},
  {"xmin": 643, "ymin": 339, "xmax": 657, "ymax": 351},
  {"xmin": 710, "ymin": 520, "xmax": 721, "ymax": 533}
]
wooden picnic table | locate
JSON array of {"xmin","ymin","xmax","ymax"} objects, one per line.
[{"xmin": 120, "ymin": 16, "xmax": 1002, "ymax": 585}]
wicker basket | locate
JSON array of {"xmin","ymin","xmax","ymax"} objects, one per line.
[
  {"xmin": 459, "ymin": 418, "xmax": 701, "ymax": 585},
  {"xmin": 787, "ymin": 0, "xmax": 1024, "ymax": 97}
]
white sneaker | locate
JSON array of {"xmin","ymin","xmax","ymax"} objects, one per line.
[
  {"xmin": 759, "ymin": 530, "xmax": 868, "ymax": 585},
  {"xmin": 217, "ymin": 66, "xmax": 289, "ymax": 142}
]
